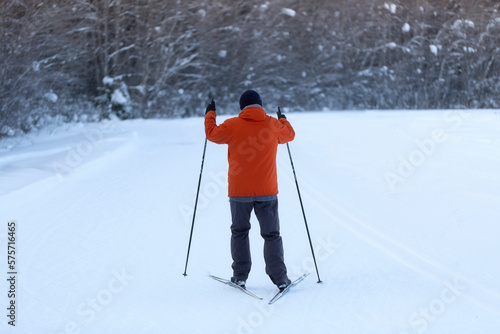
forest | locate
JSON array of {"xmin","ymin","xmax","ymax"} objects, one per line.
[{"xmin": 1, "ymin": 0, "xmax": 499, "ymax": 137}]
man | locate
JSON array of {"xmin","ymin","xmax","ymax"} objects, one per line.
[{"xmin": 204, "ymin": 89, "xmax": 295, "ymax": 291}]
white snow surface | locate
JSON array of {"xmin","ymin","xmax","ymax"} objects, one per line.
[{"xmin": 1, "ymin": 110, "xmax": 500, "ymax": 334}]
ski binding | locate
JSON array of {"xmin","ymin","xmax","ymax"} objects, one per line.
[
  {"xmin": 268, "ymin": 273, "xmax": 309, "ymax": 304},
  {"xmin": 209, "ymin": 274, "xmax": 263, "ymax": 300}
]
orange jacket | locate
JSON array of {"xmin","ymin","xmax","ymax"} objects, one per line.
[{"xmin": 205, "ymin": 106, "xmax": 295, "ymax": 197}]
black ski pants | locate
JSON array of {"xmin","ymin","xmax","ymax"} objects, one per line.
[{"xmin": 230, "ymin": 199, "xmax": 288, "ymax": 285}]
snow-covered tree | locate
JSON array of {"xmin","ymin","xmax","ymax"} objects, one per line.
[{"xmin": 1, "ymin": 0, "xmax": 500, "ymax": 136}]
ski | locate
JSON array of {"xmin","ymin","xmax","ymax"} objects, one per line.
[
  {"xmin": 209, "ymin": 275, "xmax": 263, "ymax": 300},
  {"xmin": 268, "ymin": 273, "xmax": 309, "ymax": 305}
]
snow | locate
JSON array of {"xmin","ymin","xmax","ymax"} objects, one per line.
[
  {"xmin": 358, "ymin": 68, "xmax": 373, "ymax": 77},
  {"xmin": 386, "ymin": 42, "xmax": 397, "ymax": 49},
  {"xmin": 102, "ymin": 76, "xmax": 114, "ymax": 87},
  {"xmin": 464, "ymin": 20, "xmax": 475, "ymax": 28},
  {"xmin": 1, "ymin": 126, "xmax": 15, "ymax": 137},
  {"xmin": 281, "ymin": 8, "xmax": 296, "ymax": 17},
  {"xmin": 430, "ymin": 44, "xmax": 439, "ymax": 56},
  {"xmin": 132, "ymin": 84, "xmax": 146, "ymax": 95},
  {"xmin": 1, "ymin": 110, "xmax": 500, "ymax": 333},
  {"xmin": 218, "ymin": 50, "xmax": 227, "ymax": 58},
  {"xmin": 197, "ymin": 9, "xmax": 206, "ymax": 18},
  {"xmin": 111, "ymin": 89, "xmax": 128, "ymax": 106},
  {"xmin": 384, "ymin": 3, "xmax": 397, "ymax": 14},
  {"xmin": 44, "ymin": 91, "xmax": 58, "ymax": 103},
  {"xmin": 402, "ymin": 23, "xmax": 411, "ymax": 33},
  {"xmin": 452, "ymin": 19, "xmax": 475, "ymax": 30}
]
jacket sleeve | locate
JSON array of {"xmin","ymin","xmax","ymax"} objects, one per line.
[
  {"xmin": 276, "ymin": 118, "xmax": 295, "ymax": 144},
  {"xmin": 204, "ymin": 111, "xmax": 233, "ymax": 144}
]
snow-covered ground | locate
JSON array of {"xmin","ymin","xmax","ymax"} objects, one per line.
[{"xmin": 1, "ymin": 110, "xmax": 499, "ymax": 334}]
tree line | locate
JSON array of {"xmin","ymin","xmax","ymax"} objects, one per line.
[{"xmin": 1, "ymin": 0, "xmax": 499, "ymax": 137}]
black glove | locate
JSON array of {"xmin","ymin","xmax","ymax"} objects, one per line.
[
  {"xmin": 277, "ymin": 107, "xmax": 286, "ymax": 120},
  {"xmin": 206, "ymin": 99, "xmax": 216, "ymax": 114}
]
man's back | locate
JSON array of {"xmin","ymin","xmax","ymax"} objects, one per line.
[{"xmin": 205, "ymin": 105, "xmax": 294, "ymax": 197}]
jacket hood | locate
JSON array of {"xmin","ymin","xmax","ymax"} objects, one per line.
[{"xmin": 238, "ymin": 105, "xmax": 267, "ymax": 121}]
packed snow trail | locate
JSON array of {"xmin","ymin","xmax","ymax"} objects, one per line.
[{"xmin": 0, "ymin": 111, "xmax": 499, "ymax": 334}]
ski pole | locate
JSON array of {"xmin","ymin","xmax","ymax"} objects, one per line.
[
  {"xmin": 279, "ymin": 110, "xmax": 322, "ymax": 283},
  {"xmin": 183, "ymin": 137, "xmax": 208, "ymax": 276}
]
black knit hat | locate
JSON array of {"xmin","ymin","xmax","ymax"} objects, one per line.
[{"xmin": 239, "ymin": 90, "xmax": 262, "ymax": 110}]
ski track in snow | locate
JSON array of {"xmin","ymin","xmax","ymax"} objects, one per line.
[
  {"xmin": 0, "ymin": 111, "xmax": 499, "ymax": 334},
  {"xmin": 286, "ymin": 169, "xmax": 500, "ymax": 317}
]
